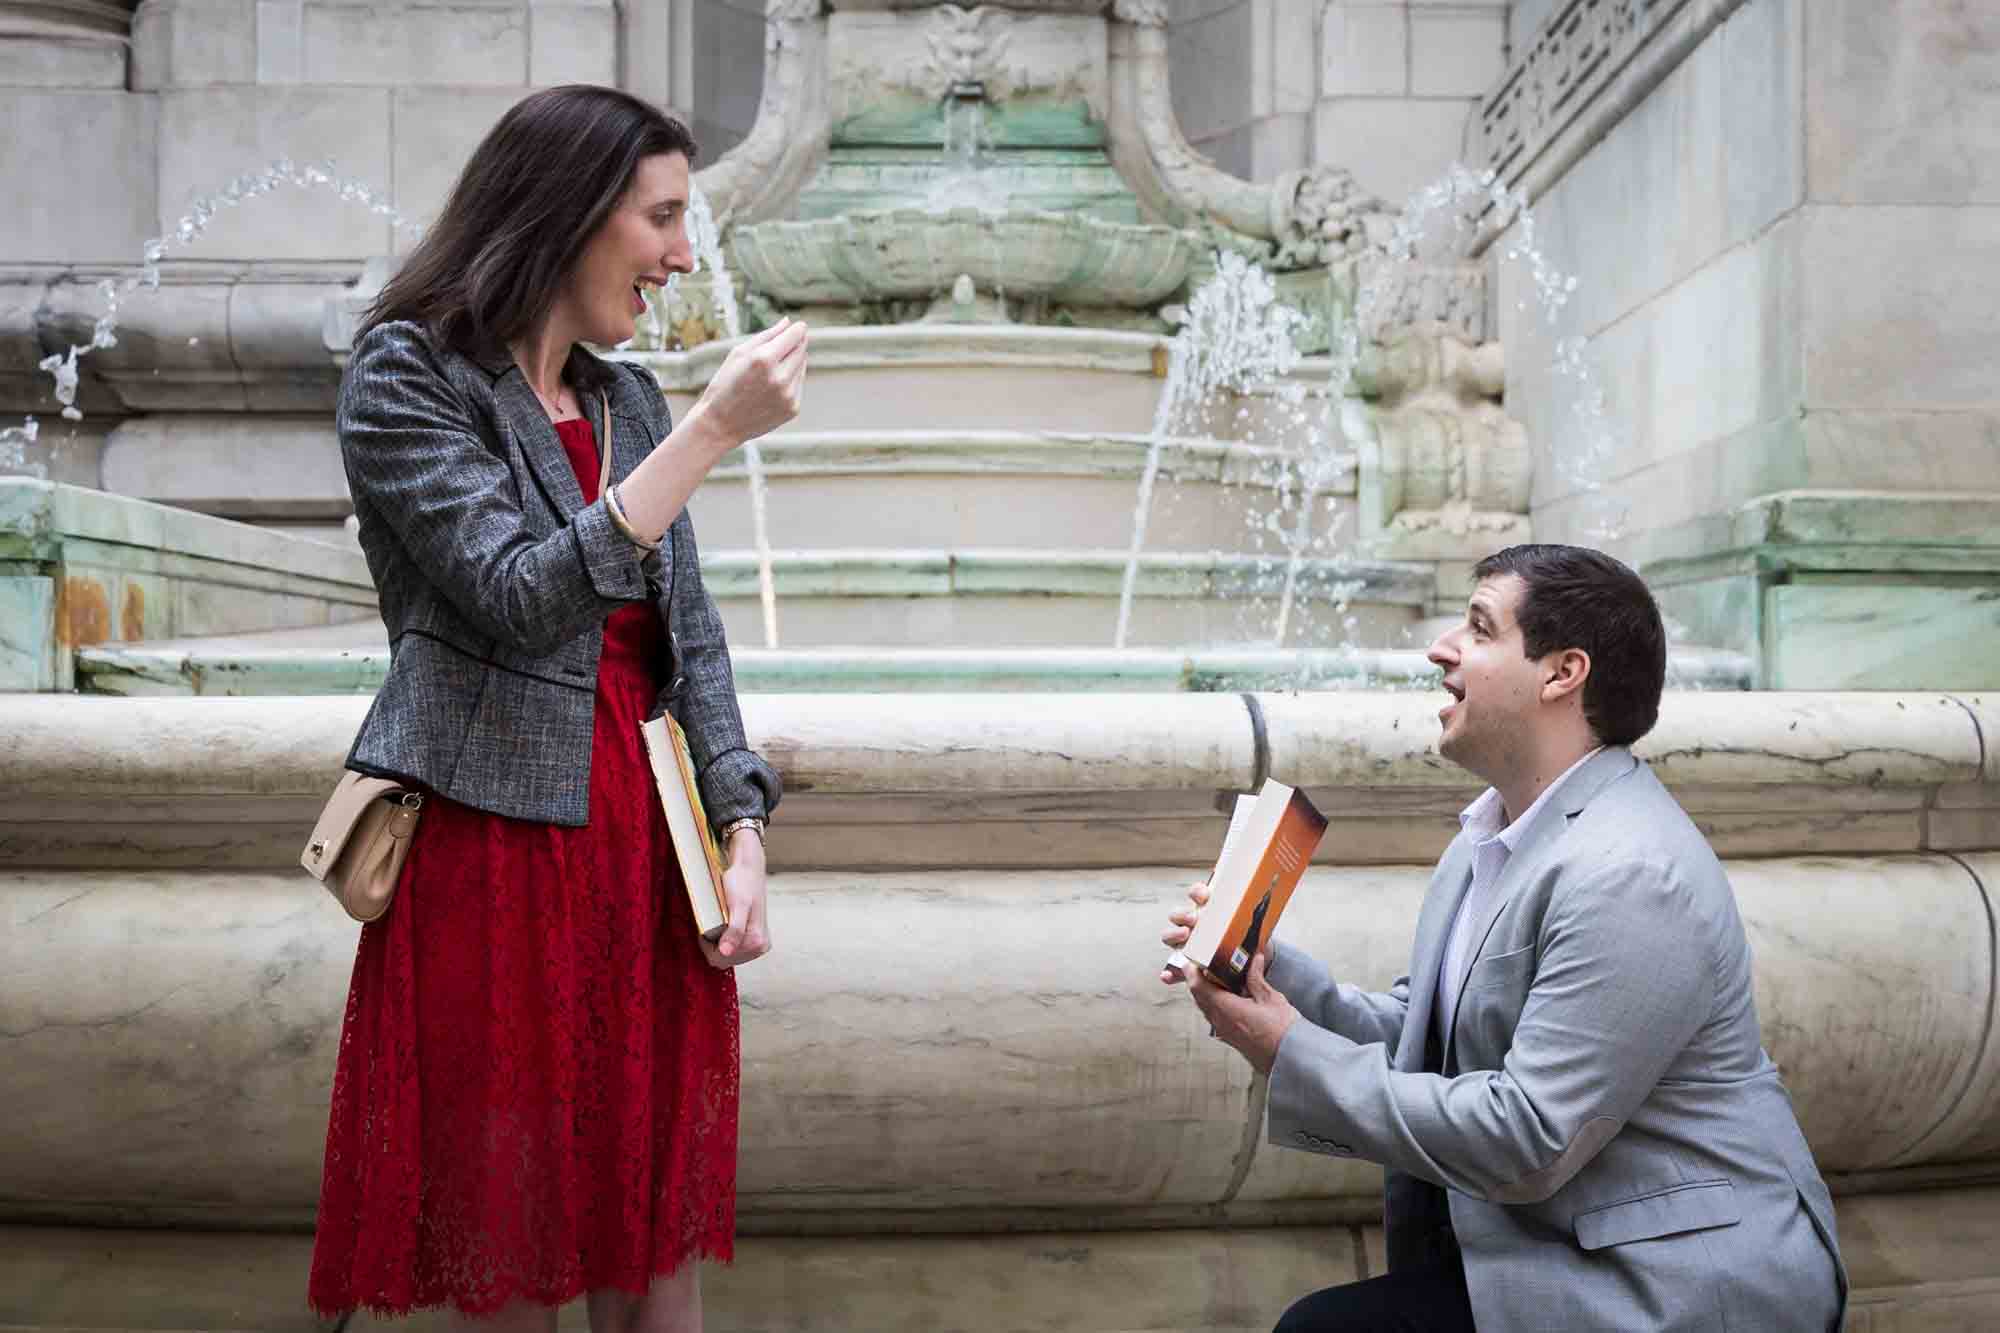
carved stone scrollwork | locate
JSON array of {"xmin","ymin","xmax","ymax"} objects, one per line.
[
  {"xmin": 1103, "ymin": 14, "xmax": 1271, "ymax": 242},
  {"xmin": 1106, "ymin": 3, "xmax": 1362, "ymax": 271},
  {"xmin": 1111, "ymin": 0, "xmax": 1168, "ymax": 26},
  {"xmin": 1478, "ymin": 0, "xmax": 1743, "ymax": 190},
  {"xmin": 1350, "ymin": 325, "xmax": 1532, "ymax": 557},
  {"xmin": 695, "ymin": 0, "xmax": 834, "ymax": 227},
  {"xmin": 1269, "ymin": 165, "xmax": 1397, "ymax": 269}
]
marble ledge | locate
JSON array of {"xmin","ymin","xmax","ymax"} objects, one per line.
[
  {"xmin": 623, "ymin": 326, "xmax": 1169, "ymax": 392},
  {"xmin": 702, "ymin": 429, "xmax": 1356, "ymax": 492},
  {"xmin": 0, "ymin": 856, "xmax": 1995, "ymax": 1230},
  {"xmin": 1, "ymin": 692, "xmax": 1991, "ymax": 805},
  {"xmin": 697, "ymin": 549, "xmax": 1433, "ymax": 606}
]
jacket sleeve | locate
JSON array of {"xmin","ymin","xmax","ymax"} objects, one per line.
[
  {"xmin": 1265, "ymin": 940, "xmax": 1411, "ymax": 1051},
  {"xmin": 339, "ymin": 323, "xmax": 647, "ymax": 656},
  {"xmin": 1266, "ymin": 859, "xmax": 1713, "ymax": 1204},
  {"xmin": 657, "ymin": 508, "xmax": 783, "ymax": 829}
]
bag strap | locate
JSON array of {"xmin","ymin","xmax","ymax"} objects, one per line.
[{"xmin": 597, "ymin": 390, "xmax": 613, "ymax": 498}]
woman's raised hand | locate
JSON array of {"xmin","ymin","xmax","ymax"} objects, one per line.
[
  {"xmin": 619, "ymin": 318, "xmax": 808, "ymax": 541},
  {"xmin": 690, "ymin": 316, "xmax": 808, "ymax": 448},
  {"xmin": 1159, "ymin": 879, "xmax": 1210, "ymax": 985}
]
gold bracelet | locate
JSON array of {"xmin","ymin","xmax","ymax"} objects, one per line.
[
  {"xmin": 604, "ymin": 482, "xmax": 662, "ymax": 552},
  {"xmin": 720, "ymin": 817, "xmax": 767, "ymax": 847}
]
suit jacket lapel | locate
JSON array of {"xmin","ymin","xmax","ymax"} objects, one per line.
[
  {"xmin": 1400, "ymin": 835, "xmax": 1475, "ymax": 1073},
  {"xmin": 1440, "ymin": 748, "xmax": 1641, "ymax": 1059}
]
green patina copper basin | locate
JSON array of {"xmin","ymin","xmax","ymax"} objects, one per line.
[{"xmin": 728, "ymin": 207, "xmax": 1203, "ymax": 308}]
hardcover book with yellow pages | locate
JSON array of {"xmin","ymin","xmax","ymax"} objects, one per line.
[{"xmin": 638, "ymin": 712, "xmax": 731, "ymax": 942}]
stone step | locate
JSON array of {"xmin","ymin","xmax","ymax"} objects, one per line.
[
  {"xmin": 700, "ymin": 547, "xmax": 1429, "ymax": 649},
  {"xmin": 683, "ymin": 429, "xmax": 1355, "ymax": 555},
  {"xmin": 4, "ymin": 1190, "xmax": 1999, "ymax": 1331},
  {"xmin": 0, "ymin": 1223, "xmax": 1355, "ymax": 1332},
  {"xmin": 72, "ymin": 634, "xmax": 1755, "ymax": 699},
  {"xmin": 634, "ymin": 328, "xmax": 1337, "ymax": 443}
]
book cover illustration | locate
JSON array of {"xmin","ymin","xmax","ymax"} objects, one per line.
[{"xmin": 1169, "ymin": 780, "xmax": 1328, "ymax": 995}]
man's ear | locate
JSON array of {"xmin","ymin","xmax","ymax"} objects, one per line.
[{"xmin": 1542, "ymin": 647, "xmax": 1591, "ymax": 704}]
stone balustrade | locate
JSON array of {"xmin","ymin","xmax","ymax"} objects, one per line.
[{"xmin": 1, "ymin": 689, "xmax": 1995, "ymax": 1238}]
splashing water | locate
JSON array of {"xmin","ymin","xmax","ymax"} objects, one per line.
[
  {"xmin": 1343, "ymin": 163, "xmax": 1625, "ymax": 545},
  {"xmin": 3, "ymin": 158, "xmax": 416, "ymax": 478},
  {"xmin": 686, "ymin": 184, "xmax": 741, "ymax": 342},
  {"xmin": 926, "ymin": 97, "xmax": 1009, "ymax": 214},
  {"xmin": 1118, "ymin": 159, "xmax": 1627, "ymax": 666},
  {"xmin": 0, "ymin": 415, "xmax": 40, "ymax": 476},
  {"xmin": 685, "ymin": 181, "xmax": 780, "ymax": 651},
  {"xmin": 1114, "ymin": 251, "xmax": 1310, "ymax": 649}
]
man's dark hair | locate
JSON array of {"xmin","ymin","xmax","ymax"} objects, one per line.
[
  {"xmin": 1471, "ymin": 544, "xmax": 1667, "ymax": 747},
  {"xmin": 362, "ymin": 85, "xmax": 699, "ymax": 356}
]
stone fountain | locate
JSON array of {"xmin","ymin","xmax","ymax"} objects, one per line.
[
  {"xmin": 3, "ymin": 3, "xmax": 1999, "ymax": 1330},
  {"xmin": 614, "ymin": 0, "xmax": 1530, "ymax": 674}
]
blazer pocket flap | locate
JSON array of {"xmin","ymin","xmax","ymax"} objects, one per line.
[
  {"xmin": 1574, "ymin": 1180, "xmax": 1740, "ymax": 1251},
  {"xmin": 1467, "ymin": 943, "xmax": 1536, "ymax": 989}
]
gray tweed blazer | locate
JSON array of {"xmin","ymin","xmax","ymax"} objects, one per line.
[{"xmin": 338, "ymin": 319, "xmax": 780, "ymax": 829}]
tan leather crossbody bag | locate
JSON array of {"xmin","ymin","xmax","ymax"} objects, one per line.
[
  {"xmin": 302, "ymin": 772, "xmax": 425, "ymax": 922},
  {"xmin": 302, "ymin": 395, "xmax": 615, "ymax": 922}
]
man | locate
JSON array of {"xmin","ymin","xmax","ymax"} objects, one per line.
[{"xmin": 1164, "ymin": 545, "xmax": 1845, "ymax": 1331}]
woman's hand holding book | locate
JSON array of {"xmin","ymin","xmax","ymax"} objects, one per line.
[{"xmin": 701, "ymin": 826, "xmax": 770, "ymax": 970}]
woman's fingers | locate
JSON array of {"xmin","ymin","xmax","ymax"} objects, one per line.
[{"xmin": 771, "ymin": 317, "xmax": 808, "ymax": 352}]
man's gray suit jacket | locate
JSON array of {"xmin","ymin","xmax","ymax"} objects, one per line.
[{"xmin": 1266, "ymin": 747, "xmax": 1846, "ymax": 1330}]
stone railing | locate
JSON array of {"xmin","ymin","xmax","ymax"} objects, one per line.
[{"xmin": 0, "ymin": 690, "xmax": 1994, "ymax": 1234}]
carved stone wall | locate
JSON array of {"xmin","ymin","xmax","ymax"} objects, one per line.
[{"xmin": 1477, "ymin": 0, "xmax": 1752, "ymax": 200}]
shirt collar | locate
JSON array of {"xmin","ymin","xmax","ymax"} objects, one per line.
[{"xmin": 1458, "ymin": 746, "xmax": 1606, "ymax": 849}]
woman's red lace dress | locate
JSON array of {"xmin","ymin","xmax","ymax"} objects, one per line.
[{"xmin": 309, "ymin": 416, "xmax": 739, "ymax": 1318}]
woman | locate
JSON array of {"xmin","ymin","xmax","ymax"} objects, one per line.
[{"xmin": 307, "ymin": 86, "xmax": 805, "ymax": 1332}]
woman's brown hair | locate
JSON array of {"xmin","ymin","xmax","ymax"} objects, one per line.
[{"xmin": 362, "ymin": 84, "xmax": 698, "ymax": 355}]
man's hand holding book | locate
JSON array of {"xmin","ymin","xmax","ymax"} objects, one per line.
[{"xmin": 1161, "ymin": 877, "xmax": 1301, "ymax": 1075}]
